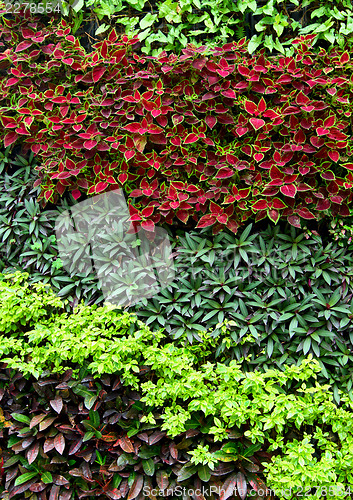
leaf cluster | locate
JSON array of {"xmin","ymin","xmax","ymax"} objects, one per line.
[
  {"xmin": 1, "ymin": 18, "xmax": 353, "ymax": 232},
  {"xmin": 5, "ymin": 0, "xmax": 353, "ymax": 56},
  {"xmin": 134, "ymin": 222, "xmax": 353, "ymax": 403}
]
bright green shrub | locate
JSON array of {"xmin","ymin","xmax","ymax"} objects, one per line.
[
  {"xmin": 0, "ymin": 272, "xmax": 63, "ymax": 334},
  {"xmin": 0, "ymin": 271, "xmax": 159, "ymax": 380}
]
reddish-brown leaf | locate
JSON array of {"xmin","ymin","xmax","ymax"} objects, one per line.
[
  {"xmin": 54, "ymin": 433, "xmax": 65, "ymax": 455},
  {"xmin": 27, "ymin": 442, "xmax": 40, "ymax": 465},
  {"xmin": 235, "ymin": 472, "xmax": 247, "ymax": 500},
  {"xmin": 219, "ymin": 473, "xmax": 237, "ymax": 500},
  {"xmin": 119, "ymin": 436, "xmax": 135, "ymax": 453},
  {"xmin": 127, "ymin": 474, "xmax": 143, "ymax": 500},
  {"xmin": 50, "ymin": 398, "xmax": 63, "ymax": 414}
]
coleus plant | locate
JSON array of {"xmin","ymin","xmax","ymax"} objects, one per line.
[{"xmin": 0, "ymin": 12, "xmax": 353, "ymax": 234}]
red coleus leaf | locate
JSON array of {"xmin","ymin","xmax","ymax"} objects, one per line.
[
  {"xmin": 244, "ymin": 100, "xmax": 258, "ymax": 115},
  {"xmin": 84, "ymin": 139, "xmax": 98, "ymax": 150},
  {"xmin": 125, "ymin": 150, "xmax": 135, "ymax": 161},
  {"xmin": 280, "ymin": 184, "xmax": 297, "ymax": 198},
  {"xmin": 328, "ymin": 150, "xmax": 339, "ymax": 162},
  {"xmin": 217, "ymin": 213, "xmax": 228, "ymax": 224},
  {"xmin": 268, "ymin": 209, "xmax": 280, "ymax": 223},
  {"xmin": 210, "ymin": 202, "xmax": 222, "ymax": 215},
  {"xmin": 15, "ymin": 40, "xmax": 33, "ymax": 52},
  {"xmin": 142, "ymin": 206, "xmax": 154, "ymax": 217},
  {"xmin": 339, "ymin": 204, "xmax": 350, "ymax": 216},
  {"xmin": 6, "ymin": 78, "xmax": 19, "ymax": 86},
  {"xmin": 317, "ymin": 127, "xmax": 328, "ymax": 136},
  {"xmin": 340, "ymin": 51, "xmax": 350, "ymax": 65},
  {"xmin": 294, "ymin": 129, "xmax": 306, "ymax": 144},
  {"xmin": 21, "ymin": 28, "xmax": 35, "ymax": 38},
  {"xmin": 176, "ymin": 209, "xmax": 189, "ymax": 223},
  {"xmin": 141, "ymin": 220, "xmax": 155, "ymax": 231},
  {"xmin": 254, "ymin": 153, "xmax": 264, "ymax": 162},
  {"xmin": 123, "ymin": 123, "xmax": 141, "ymax": 133},
  {"xmin": 269, "ymin": 165, "xmax": 283, "ymax": 180},
  {"xmin": 249, "ymin": 118, "xmax": 265, "ymax": 130},
  {"xmin": 206, "ymin": 115, "xmax": 217, "ymax": 129},
  {"xmin": 236, "ymin": 126, "xmax": 248, "ymax": 137},
  {"xmin": 316, "ymin": 199, "xmax": 330, "ymax": 210},
  {"xmin": 92, "ymin": 67, "xmax": 106, "ymax": 83},
  {"xmin": 301, "ymin": 103, "xmax": 317, "ymax": 112},
  {"xmin": 321, "ymin": 170, "xmax": 335, "ymax": 180},
  {"xmin": 216, "ymin": 168, "xmax": 234, "ymax": 179},
  {"xmin": 4, "ymin": 131, "xmax": 18, "ymax": 147},
  {"xmin": 324, "ymin": 115, "xmax": 335, "ymax": 127},
  {"xmin": 52, "ymin": 96, "xmax": 67, "ymax": 104},
  {"xmin": 118, "ymin": 173, "xmax": 128, "ymax": 184},
  {"xmin": 184, "ymin": 133, "xmax": 198, "ymax": 144},
  {"xmin": 297, "ymin": 207, "xmax": 315, "ymax": 219},
  {"xmin": 258, "ymin": 97, "xmax": 266, "ymax": 113},
  {"xmin": 252, "ymin": 199, "xmax": 268, "ymax": 211},
  {"xmin": 241, "ymin": 145, "xmax": 252, "ymax": 156},
  {"xmin": 196, "ymin": 214, "xmax": 216, "ymax": 228},
  {"xmin": 331, "ymin": 195, "xmax": 343, "ymax": 204},
  {"xmin": 222, "ymin": 89, "xmax": 236, "ymax": 99},
  {"xmin": 296, "ymin": 91, "xmax": 310, "ymax": 105},
  {"xmin": 71, "ymin": 189, "xmax": 81, "ymax": 200},
  {"xmin": 44, "ymin": 190, "xmax": 53, "ymax": 201},
  {"xmin": 95, "ymin": 181, "xmax": 108, "ymax": 193},
  {"xmin": 288, "ymin": 215, "xmax": 301, "ymax": 228},
  {"xmin": 272, "ymin": 198, "xmax": 287, "ymax": 209}
]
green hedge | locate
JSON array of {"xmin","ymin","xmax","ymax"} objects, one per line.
[
  {"xmin": 1, "ymin": 272, "xmax": 353, "ymax": 498},
  {"xmin": 134, "ymin": 222, "xmax": 353, "ymax": 403}
]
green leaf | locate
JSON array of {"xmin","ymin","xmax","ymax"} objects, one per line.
[
  {"xmin": 303, "ymin": 337, "xmax": 311, "ymax": 355},
  {"xmin": 140, "ymin": 13, "xmax": 158, "ymax": 30},
  {"xmin": 176, "ymin": 464, "xmax": 198, "ymax": 482},
  {"xmin": 142, "ymin": 458, "xmax": 155, "ymax": 476},
  {"xmin": 15, "ymin": 471, "xmax": 38, "ymax": 486},
  {"xmin": 41, "ymin": 472, "xmax": 53, "ymax": 484},
  {"xmin": 95, "ymin": 24, "xmax": 110, "ymax": 35},
  {"xmin": 89, "ymin": 410, "xmax": 100, "ymax": 428},
  {"xmin": 83, "ymin": 431, "xmax": 95, "ymax": 442},
  {"xmin": 72, "ymin": 0, "xmax": 84, "ymax": 12},
  {"xmin": 198, "ymin": 465, "xmax": 211, "ymax": 482},
  {"xmin": 248, "ymin": 34, "xmax": 263, "ymax": 54},
  {"xmin": 11, "ymin": 413, "xmax": 30, "ymax": 424}
]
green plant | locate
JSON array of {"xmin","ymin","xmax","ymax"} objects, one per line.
[
  {"xmin": 11, "ymin": 0, "xmax": 353, "ymax": 55},
  {"xmin": 2, "ymin": 273, "xmax": 353, "ymax": 496},
  {"xmin": 0, "ymin": 148, "xmax": 102, "ymax": 309},
  {"xmin": 134, "ymin": 222, "xmax": 353, "ymax": 403}
]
